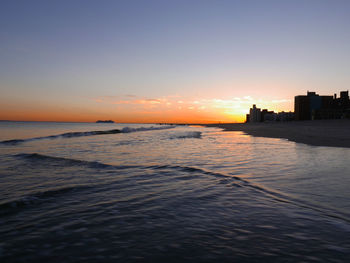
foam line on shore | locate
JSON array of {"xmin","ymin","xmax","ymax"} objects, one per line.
[{"xmin": 0, "ymin": 125, "xmax": 176, "ymax": 145}]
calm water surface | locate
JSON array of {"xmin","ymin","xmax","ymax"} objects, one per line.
[{"xmin": 1, "ymin": 121, "xmax": 350, "ymax": 262}]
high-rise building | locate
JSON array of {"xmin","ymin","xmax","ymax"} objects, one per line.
[
  {"xmin": 249, "ymin": 104, "xmax": 261, "ymax": 122},
  {"xmin": 295, "ymin": 91, "xmax": 349, "ymax": 120}
]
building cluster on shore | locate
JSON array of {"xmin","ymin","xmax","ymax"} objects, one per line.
[
  {"xmin": 246, "ymin": 90, "xmax": 350, "ymax": 123},
  {"xmin": 295, "ymin": 90, "xmax": 350, "ymax": 120},
  {"xmin": 246, "ymin": 105, "xmax": 294, "ymax": 123}
]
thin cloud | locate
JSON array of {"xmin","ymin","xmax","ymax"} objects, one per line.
[{"xmin": 92, "ymin": 94, "xmax": 292, "ymax": 115}]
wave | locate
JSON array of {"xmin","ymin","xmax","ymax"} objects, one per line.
[
  {"xmin": 15, "ymin": 153, "xmax": 139, "ymax": 170},
  {"xmin": 0, "ymin": 125, "xmax": 176, "ymax": 145},
  {"xmin": 0, "ymin": 129, "xmax": 121, "ymax": 145},
  {"xmin": 147, "ymin": 164, "xmax": 350, "ymax": 223},
  {"xmin": 121, "ymin": 125, "xmax": 175, "ymax": 133},
  {"xmin": 0, "ymin": 185, "xmax": 92, "ymax": 215},
  {"xmin": 12, "ymin": 152, "xmax": 350, "ymax": 223},
  {"xmin": 0, "ymin": 139, "xmax": 27, "ymax": 145},
  {"xmin": 169, "ymin": 131, "xmax": 202, "ymax": 139},
  {"xmin": 13, "ymin": 153, "xmax": 290, "ymax": 198}
]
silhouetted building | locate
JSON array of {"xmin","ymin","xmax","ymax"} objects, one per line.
[
  {"xmin": 249, "ymin": 104, "xmax": 261, "ymax": 122},
  {"xmin": 263, "ymin": 111, "xmax": 277, "ymax": 121},
  {"xmin": 295, "ymin": 91, "xmax": 332, "ymax": 120},
  {"xmin": 276, "ymin": 111, "xmax": 294, "ymax": 121},
  {"xmin": 261, "ymin": 109, "xmax": 271, "ymax": 121},
  {"xmin": 295, "ymin": 91, "xmax": 350, "ymax": 120},
  {"xmin": 246, "ymin": 105, "xmax": 294, "ymax": 122}
]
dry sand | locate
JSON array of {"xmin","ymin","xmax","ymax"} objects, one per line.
[{"xmin": 204, "ymin": 119, "xmax": 350, "ymax": 148}]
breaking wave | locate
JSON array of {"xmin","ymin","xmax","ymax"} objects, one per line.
[
  {"xmin": 121, "ymin": 125, "xmax": 175, "ymax": 133},
  {"xmin": 169, "ymin": 131, "xmax": 202, "ymax": 139},
  {"xmin": 0, "ymin": 126, "xmax": 176, "ymax": 145},
  {"xmin": 0, "ymin": 129, "xmax": 121, "ymax": 145}
]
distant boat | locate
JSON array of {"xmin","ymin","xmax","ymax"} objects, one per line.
[{"xmin": 96, "ymin": 120, "xmax": 114, "ymax": 123}]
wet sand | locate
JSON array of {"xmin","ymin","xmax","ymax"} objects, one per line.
[{"xmin": 204, "ymin": 119, "xmax": 350, "ymax": 148}]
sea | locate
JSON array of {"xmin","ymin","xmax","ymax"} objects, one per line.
[{"xmin": 0, "ymin": 121, "xmax": 350, "ymax": 262}]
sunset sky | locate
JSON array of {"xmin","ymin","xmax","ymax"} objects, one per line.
[{"xmin": 1, "ymin": 0, "xmax": 350, "ymax": 123}]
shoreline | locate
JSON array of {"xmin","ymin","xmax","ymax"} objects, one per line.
[{"xmin": 203, "ymin": 119, "xmax": 350, "ymax": 148}]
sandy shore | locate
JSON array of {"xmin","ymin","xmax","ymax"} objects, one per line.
[{"xmin": 204, "ymin": 119, "xmax": 350, "ymax": 148}]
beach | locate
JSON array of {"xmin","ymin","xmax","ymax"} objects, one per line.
[{"xmin": 205, "ymin": 119, "xmax": 350, "ymax": 148}]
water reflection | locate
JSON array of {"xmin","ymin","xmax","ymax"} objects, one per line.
[{"xmin": 1, "ymin": 123, "xmax": 350, "ymax": 261}]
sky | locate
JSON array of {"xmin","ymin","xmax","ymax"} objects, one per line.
[{"xmin": 1, "ymin": 0, "xmax": 350, "ymax": 123}]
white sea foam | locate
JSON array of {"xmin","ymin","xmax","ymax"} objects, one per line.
[
  {"xmin": 1, "ymin": 126, "xmax": 176, "ymax": 145},
  {"xmin": 170, "ymin": 131, "xmax": 202, "ymax": 139},
  {"xmin": 121, "ymin": 126, "xmax": 175, "ymax": 133}
]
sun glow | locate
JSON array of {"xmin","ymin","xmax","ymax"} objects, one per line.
[{"xmin": 0, "ymin": 94, "xmax": 292, "ymax": 123}]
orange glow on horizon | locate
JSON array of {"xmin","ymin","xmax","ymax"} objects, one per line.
[
  {"xmin": 0, "ymin": 95, "xmax": 292, "ymax": 124},
  {"xmin": 0, "ymin": 110, "xmax": 245, "ymax": 124}
]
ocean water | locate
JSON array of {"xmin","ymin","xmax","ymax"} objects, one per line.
[{"xmin": 1, "ymin": 121, "xmax": 350, "ymax": 262}]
